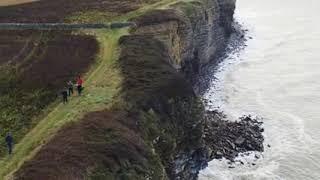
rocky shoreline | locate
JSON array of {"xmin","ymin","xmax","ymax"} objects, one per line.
[
  {"xmin": 204, "ymin": 111, "xmax": 264, "ymax": 161},
  {"xmin": 172, "ymin": 112, "xmax": 265, "ymax": 180},
  {"xmin": 201, "ymin": 24, "xmax": 265, "ymax": 162},
  {"xmin": 203, "ymin": 22, "xmax": 264, "ymax": 163},
  {"xmin": 197, "ymin": 27, "xmax": 265, "ymax": 178},
  {"xmin": 172, "ymin": 23, "xmax": 265, "ymax": 179}
]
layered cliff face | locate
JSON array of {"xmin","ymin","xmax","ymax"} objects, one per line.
[
  {"xmin": 125, "ymin": 0, "xmax": 236, "ymax": 178},
  {"xmin": 103, "ymin": 0, "xmax": 236, "ymax": 179},
  {"xmin": 133, "ymin": 0, "xmax": 235, "ymax": 79}
]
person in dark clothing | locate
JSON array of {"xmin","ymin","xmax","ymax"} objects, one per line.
[
  {"xmin": 5, "ymin": 132, "xmax": 13, "ymax": 155},
  {"xmin": 67, "ymin": 80, "xmax": 74, "ymax": 96},
  {"xmin": 61, "ymin": 87, "xmax": 68, "ymax": 104},
  {"xmin": 76, "ymin": 76, "xmax": 84, "ymax": 96}
]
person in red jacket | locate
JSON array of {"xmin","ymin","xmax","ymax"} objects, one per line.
[{"xmin": 76, "ymin": 76, "xmax": 84, "ymax": 95}]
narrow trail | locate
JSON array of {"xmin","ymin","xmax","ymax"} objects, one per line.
[
  {"xmin": 0, "ymin": 29, "xmax": 127, "ymax": 179},
  {"xmin": 0, "ymin": 0, "xmax": 184, "ymax": 178}
]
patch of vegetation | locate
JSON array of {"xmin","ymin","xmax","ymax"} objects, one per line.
[
  {"xmin": 88, "ymin": 150, "xmax": 165, "ymax": 180},
  {"xmin": 0, "ymin": 65, "xmax": 56, "ymax": 155},
  {"xmin": 86, "ymin": 110, "xmax": 167, "ymax": 180},
  {"xmin": 113, "ymin": 0, "xmax": 179, "ymax": 22},
  {"xmin": 66, "ymin": 11, "xmax": 119, "ymax": 23},
  {"xmin": 172, "ymin": 1, "xmax": 202, "ymax": 17}
]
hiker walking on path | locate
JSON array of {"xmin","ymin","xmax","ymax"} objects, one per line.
[
  {"xmin": 67, "ymin": 80, "xmax": 74, "ymax": 96},
  {"xmin": 61, "ymin": 87, "xmax": 68, "ymax": 104},
  {"xmin": 5, "ymin": 132, "xmax": 13, "ymax": 155},
  {"xmin": 76, "ymin": 76, "xmax": 84, "ymax": 96}
]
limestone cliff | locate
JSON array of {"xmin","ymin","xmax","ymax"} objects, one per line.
[
  {"xmin": 133, "ymin": 0, "xmax": 235, "ymax": 79},
  {"xmin": 125, "ymin": 0, "xmax": 237, "ymax": 179}
]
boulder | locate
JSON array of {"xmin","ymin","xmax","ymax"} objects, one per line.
[{"xmin": 235, "ymin": 136, "xmax": 246, "ymax": 146}]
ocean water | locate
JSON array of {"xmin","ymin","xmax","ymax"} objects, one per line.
[{"xmin": 199, "ymin": 0, "xmax": 320, "ymax": 179}]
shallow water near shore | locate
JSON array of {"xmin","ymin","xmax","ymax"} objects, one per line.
[{"xmin": 199, "ymin": 0, "xmax": 320, "ymax": 179}]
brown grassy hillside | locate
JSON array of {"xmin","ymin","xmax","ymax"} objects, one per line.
[
  {"xmin": 0, "ymin": 30, "xmax": 99, "ymax": 155},
  {"xmin": 0, "ymin": 0, "xmax": 159, "ymax": 23}
]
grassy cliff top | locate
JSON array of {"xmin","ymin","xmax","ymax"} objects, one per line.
[{"xmin": 0, "ymin": 0, "xmax": 162, "ymax": 23}]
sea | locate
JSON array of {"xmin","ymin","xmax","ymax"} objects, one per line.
[{"xmin": 199, "ymin": 0, "xmax": 320, "ymax": 179}]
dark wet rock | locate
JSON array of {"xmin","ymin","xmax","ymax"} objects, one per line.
[
  {"xmin": 216, "ymin": 151, "xmax": 223, "ymax": 158},
  {"xmin": 267, "ymin": 144, "xmax": 271, "ymax": 148},
  {"xmin": 203, "ymin": 112, "xmax": 264, "ymax": 162},
  {"xmin": 192, "ymin": 20, "xmax": 248, "ymax": 95},
  {"xmin": 235, "ymin": 136, "xmax": 246, "ymax": 146}
]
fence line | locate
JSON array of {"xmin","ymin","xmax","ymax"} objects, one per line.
[{"xmin": 0, "ymin": 22, "xmax": 136, "ymax": 30}]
